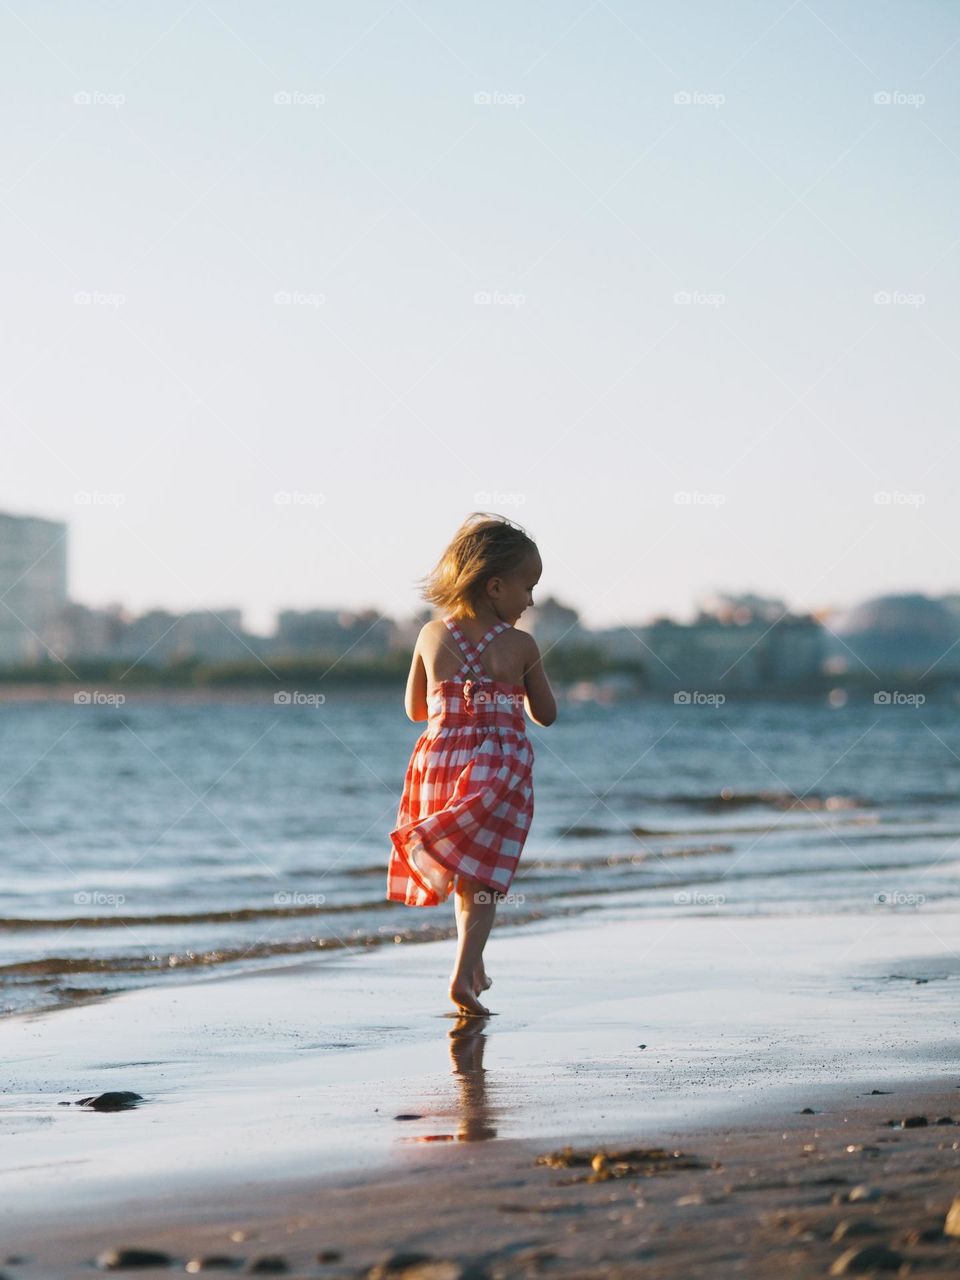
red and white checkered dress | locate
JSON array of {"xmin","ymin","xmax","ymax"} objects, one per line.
[{"xmin": 386, "ymin": 615, "xmax": 535, "ymax": 907}]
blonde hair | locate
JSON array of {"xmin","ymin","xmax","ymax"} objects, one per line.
[{"xmin": 417, "ymin": 512, "xmax": 539, "ymax": 620}]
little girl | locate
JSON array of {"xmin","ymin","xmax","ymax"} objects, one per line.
[{"xmin": 386, "ymin": 511, "xmax": 557, "ymax": 1016}]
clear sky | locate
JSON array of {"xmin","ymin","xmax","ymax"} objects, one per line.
[{"xmin": 3, "ymin": 1, "xmax": 958, "ymax": 633}]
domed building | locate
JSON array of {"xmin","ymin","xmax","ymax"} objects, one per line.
[{"xmin": 826, "ymin": 593, "xmax": 960, "ymax": 678}]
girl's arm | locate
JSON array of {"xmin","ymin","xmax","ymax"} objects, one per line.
[
  {"xmin": 404, "ymin": 627, "xmax": 430, "ymax": 722},
  {"xmin": 522, "ymin": 632, "xmax": 557, "ymax": 726}
]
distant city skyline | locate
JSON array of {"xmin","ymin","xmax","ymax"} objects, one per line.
[
  {"xmin": 8, "ymin": 504, "xmax": 960, "ymax": 642},
  {"xmin": 4, "ymin": 3, "xmax": 957, "ymax": 634}
]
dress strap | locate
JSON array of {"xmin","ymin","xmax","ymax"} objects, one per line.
[{"xmin": 443, "ymin": 617, "xmax": 510, "ymax": 679}]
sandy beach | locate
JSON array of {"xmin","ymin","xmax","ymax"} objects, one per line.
[{"xmin": 2, "ymin": 903, "xmax": 958, "ymax": 1275}]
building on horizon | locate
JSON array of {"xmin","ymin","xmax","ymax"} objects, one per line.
[
  {"xmin": 824, "ymin": 593, "xmax": 960, "ymax": 680},
  {"xmin": 0, "ymin": 511, "xmax": 68, "ymax": 666},
  {"xmin": 516, "ymin": 595, "xmax": 585, "ymax": 649}
]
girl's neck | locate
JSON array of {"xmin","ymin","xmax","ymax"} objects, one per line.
[{"xmin": 452, "ymin": 605, "xmax": 509, "ymax": 629}]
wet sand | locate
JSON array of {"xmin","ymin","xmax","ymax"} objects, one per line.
[
  {"xmin": 8, "ymin": 1075, "xmax": 960, "ymax": 1278},
  {"xmin": 2, "ymin": 906, "xmax": 958, "ymax": 1275}
]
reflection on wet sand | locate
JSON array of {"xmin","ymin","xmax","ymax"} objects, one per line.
[{"xmin": 399, "ymin": 1014, "xmax": 498, "ymax": 1144}]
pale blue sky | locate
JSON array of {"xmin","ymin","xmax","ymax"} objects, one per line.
[{"xmin": 3, "ymin": 1, "xmax": 958, "ymax": 632}]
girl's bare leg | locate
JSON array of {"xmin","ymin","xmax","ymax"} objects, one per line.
[
  {"xmin": 453, "ymin": 886, "xmax": 492, "ymax": 994},
  {"xmin": 449, "ymin": 877, "xmax": 497, "ymax": 1014}
]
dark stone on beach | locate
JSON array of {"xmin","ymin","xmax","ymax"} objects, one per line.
[
  {"xmin": 317, "ymin": 1250, "xmax": 342, "ymax": 1263},
  {"xmin": 393, "ymin": 1113, "xmax": 424, "ymax": 1121},
  {"xmin": 828, "ymin": 1243, "xmax": 903, "ymax": 1274},
  {"xmin": 869, "ymin": 1089, "xmax": 891, "ymax": 1095},
  {"xmin": 77, "ymin": 1091, "xmax": 144, "ymax": 1111},
  {"xmin": 800, "ymin": 1107, "xmax": 815, "ymax": 1114},
  {"xmin": 831, "ymin": 1219, "xmax": 882, "ymax": 1243},
  {"xmin": 901, "ymin": 1114, "xmax": 928, "ymax": 1128},
  {"xmin": 245, "ymin": 1259, "xmax": 289, "ymax": 1274},
  {"xmin": 187, "ymin": 1257, "xmax": 244, "ymax": 1271},
  {"xmin": 935, "ymin": 1115, "xmax": 955, "ymax": 1124},
  {"xmin": 96, "ymin": 1246, "xmax": 172, "ymax": 1269}
]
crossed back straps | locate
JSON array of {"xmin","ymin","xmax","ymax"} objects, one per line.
[{"xmin": 443, "ymin": 616, "xmax": 510, "ymax": 679}]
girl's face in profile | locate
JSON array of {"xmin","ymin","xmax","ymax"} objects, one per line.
[{"xmin": 487, "ymin": 551, "xmax": 542, "ymax": 624}]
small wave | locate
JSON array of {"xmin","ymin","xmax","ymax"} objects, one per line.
[
  {"xmin": 0, "ymin": 898, "xmax": 395, "ymax": 932},
  {"xmin": 654, "ymin": 789, "xmax": 874, "ymax": 812}
]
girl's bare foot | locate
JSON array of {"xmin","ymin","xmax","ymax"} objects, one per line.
[
  {"xmin": 449, "ymin": 982, "xmax": 490, "ymax": 1016},
  {"xmin": 473, "ymin": 967, "xmax": 492, "ymax": 993}
]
